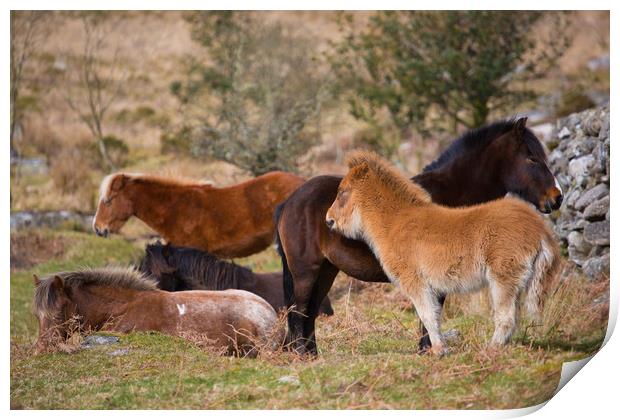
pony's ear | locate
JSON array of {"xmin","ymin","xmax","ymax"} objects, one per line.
[
  {"xmin": 514, "ymin": 117, "xmax": 528, "ymax": 137},
  {"xmin": 110, "ymin": 174, "xmax": 128, "ymax": 192},
  {"xmin": 33, "ymin": 274, "xmax": 41, "ymax": 287},
  {"xmin": 49, "ymin": 274, "xmax": 65, "ymax": 290},
  {"xmin": 350, "ymin": 162, "xmax": 370, "ymax": 180}
]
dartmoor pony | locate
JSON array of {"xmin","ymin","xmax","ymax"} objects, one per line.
[
  {"xmin": 276, "ymin": 118, "xmax": 563, "ymax": 354},
  {"xmin": 32, "ymin": 267, "xmax": 284, "ymax": 356},
  {"xmin": 139, "ymin": 242, "xmax": 334, "ymax": 316},
  {"xmin": 93, "ymin": 171, "xmax": 305, "ymax": 258},
  {"xmin": 326, "ymin": 152, "xmax": 561, "ymax": 355}
]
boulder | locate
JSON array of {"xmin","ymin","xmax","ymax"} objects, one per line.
[
  {"xmin": 81, "ymin": 335, "xmax": 120, "ymax": 349},
  {"xmin": 567, "ymin": 231, "xmax": 592, "ymax": 265},
  {"xmin": 583, "ymin": 221, "xmax": 610, "ymax": 246},
  {"xmin": 558, "ymin": 126, "xmax": 571, "ymax": 139},
  {"xmin": 568, "ymin": 155, "xmax": 595, "ymax": 186},
  {"xmin": 582, "ymin": 254, "xmax": 610, "ymax": 279},
  {"xmin": 574, "ymin": 184, "xmax": 609, "ymax": 211},
  {"xmin": 583, "ymin": 196, "xmax": 609, "ymax": 221}
]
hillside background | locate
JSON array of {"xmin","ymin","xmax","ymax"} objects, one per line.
[{"xmin": 11, "ymin": 11, "xmax": 609, "ymax": 225}]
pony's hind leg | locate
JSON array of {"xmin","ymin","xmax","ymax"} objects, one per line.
[
  {"xmin": 302, "ymin": 261, "xmax": 339, "ymax": 355},
  {"xmin": 489, "ymin": 281, "xmax": 519, "ymax": 346},
  {"xmin": 409, "ymin": 288, "xmax": 446, "ymax": 356}
]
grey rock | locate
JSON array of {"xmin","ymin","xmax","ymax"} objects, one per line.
[
  {"xmin": 565, "ymin": 137, "xmax": 597, "ymax": 159},
  {"xmin": 277, "ymin": 375, "xmax": 300, "ymax": 386},
  {"xmin": 107, "ymin": 349, "xmax": 129, "ymax": 357},
  {"xmin": 10, "ymin": 157, "xmax": 49, "ymax": 175},
  {"xmin": 593, "ymin": 142, "xmax": 609, "ymax": 176},
  {"xmin": 567, "ymin": 231, "xmax": 592, "ymax": 265},
  {"xmin": 548, "ymin": 149, "xmax": 567, "ymax": 167},
  {"xmin": 568, "ymin": 155, "xmax": 595, "ymax": 186},
  {"xmin": 442, "ymin": 329, "xmax": 461, "ymax": 343},
  {"xmin": 583, "ymin": 196, "xmax": 609, "ymax": 221},
  {"xmin": 565, "ymin": 189, "xmax": 583, "ymax": 209},
  {"xmin": 583, "ymin": 221, "xmax": 610, "ymax": 246},
  {"xmin": 568, "ymin": 231, "xmax": 592, "ymax": 254},
  {"xmin": 10, "ymin": 210, "xmax": 94, "ymax": 232},
  {"xmin": 554, "ymin": 210, "xmax": 587, "ymax": 239},
  {"xmin": 587, "ymin": 54, "xmax": 610, "ymax": 72},
  {"xmin": 558, "ymin": 126, "xmax": 571, "ymax": 139},
  {"xmin": 574, "ymin": 184, "xmax": 609, "ymax": 211},
  {"xmin": 582, "ymin": 254, "xmax": 610, "ymax": 279},
  {"xmin": 81, "ymin": 335, "xmax": 120, "ymax": 349},
  {"xmin": 582, "ymin": 114, "xmax": 602, "ymax": 136}
]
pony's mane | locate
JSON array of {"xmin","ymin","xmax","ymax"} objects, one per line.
[
  {"xmin": 423, "ymin": 119, "xmax": 546, "ymax": 172},
  {"xmin": 33, "ymin": 267, "xmax": 157, "ymax": 318},
  {"xmin": 141, "ymin": 242, "xmax": 255, "ymax": 291},
  {"xmin": 347, "ymin": 151, "xmax": 431, "ymax": 205},
  {"xmin": 99, "ymin": 172, "xmax": 214, "ymax": 200}
]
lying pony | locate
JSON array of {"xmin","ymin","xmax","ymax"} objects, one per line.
[{"xmin": 33, "ymin": 267, "xmax": 284, "ymax": 356}]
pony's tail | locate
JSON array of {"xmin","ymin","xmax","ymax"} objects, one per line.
[
  {"xmin": 525, "ymin": 236, "xmax": 560, "ymax": 320},
  {"xmin": 274, "ymin": 202, "xmax": 295, "ymax": 310}
]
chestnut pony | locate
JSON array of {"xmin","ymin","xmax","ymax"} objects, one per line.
[
  {"xmin": 139, "ymin": 241, "xmax": 334, "ymax": 316},
  {"xmin": 32, "ymin": 267, "xmax": 284, "ymax": 356},
  {"xmin": 326, "ymin": 151, "xmax": 560, "ymax": 355},
  {"xmin": 276, "ymin": 118, "xmax": 563, "ymax": 354},
  {"xmin": 93, "ymin": 171, "xmax": 305, "ymax": 258}
]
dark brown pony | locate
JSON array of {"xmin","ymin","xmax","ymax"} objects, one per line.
[
  {"xmin": 139, "ymin": 242, "xmax": 334, "ymax": 316},
  {"xmin": 276, "ymin": 118, "xmax": 564, "ymax": 354},
  {"xmin": 32, "ymin": 267, "xmax": 284, "ymax": 356},
  {"xmin": 93, "ymin": 171, "xmax": 305, "ymax": 258}
]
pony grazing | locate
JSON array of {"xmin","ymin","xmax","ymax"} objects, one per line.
[
  {"xmin": 32, "ymin": 267, "xmax": 284, "ymax": 356},
  {"xmin": 139, "ymin": 242, "xmax": 334, "ymax": 316},
  {"xmin": 92, "ymin": 171, "xmax": 305, "ymax": 258},
  {"xmin": 326, "ymin": 151, "xmax": 560, "ymax": 355}
]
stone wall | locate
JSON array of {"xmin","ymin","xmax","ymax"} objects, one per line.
[
  {"xmin": 10, "ymin": 211, "xmax": 94, "ymax": 232},
  {"xmin": 547, "ymin": 106, "xmax": 610, "ymax": 279}
]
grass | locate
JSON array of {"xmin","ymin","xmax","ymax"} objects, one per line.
[{"xmin": 10, "ymin": 229, "xmax": 607, "ymax": 409}]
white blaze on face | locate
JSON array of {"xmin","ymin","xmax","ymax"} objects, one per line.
[
  {"xmin": 98, "ymin": 174, "xmax": 116, "ymax": 204},
  {"xmin": 176, "ymin": 303, "xmax": 187, "ymax": 316}
]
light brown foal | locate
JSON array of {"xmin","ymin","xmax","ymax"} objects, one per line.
[{"xmin": 326, "ymin": 151, "xmax": 560, "ymax": 355}]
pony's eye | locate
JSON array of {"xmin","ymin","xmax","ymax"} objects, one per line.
[{"xmin": 526, "ymin": 157, "xmax": 537, "ymax": 165}]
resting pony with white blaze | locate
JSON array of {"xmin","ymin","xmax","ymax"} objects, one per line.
[
  {"xmin": 92, "ymin": 171, "xmax": 305, "ymax": 258},
  {"xmin": 325, "ymin": 151, "xmax": 560, "ymax": 355},
  {"xmin": 32, "ymin": 267, "xmax": 284, "ymax": 356}
]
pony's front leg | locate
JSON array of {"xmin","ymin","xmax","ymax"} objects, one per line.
[{"xmin": 409, "ymin": 288, "xmax": 446, "ymax": 356}]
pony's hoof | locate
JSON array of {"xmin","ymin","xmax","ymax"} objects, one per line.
[
  {"xmin": 417, "ymin": 335, "xmax": 432, "ymax": 353},
  {"xmin": 430, "ymin": 346, "xmax": 450, "ymax": 357}
]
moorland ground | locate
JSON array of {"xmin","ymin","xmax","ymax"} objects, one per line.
[{"xmin": 10, "ymin": 228, "xmax": 607, "ymax": 409}]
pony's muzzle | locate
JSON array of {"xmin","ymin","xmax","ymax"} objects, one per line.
[
  {"xmin": 540, "ymin": 187, "xmax": 563, "ymax": 213},
  {"xmin": 95, "ymin": 227, "xmax": 109, "ymax": 238}
]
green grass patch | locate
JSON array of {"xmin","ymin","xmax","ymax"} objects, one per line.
[{"xmin": 10, "ymin": 229, "xmax": 606, "ymax": 409}]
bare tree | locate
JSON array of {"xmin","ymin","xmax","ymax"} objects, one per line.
[
  {"xmin": 172, "ymin": 12, "xmax": 333, "ymax": 176},
  {"xmin": 10, "ymin": 11, "xmax": 49, "ymax": 158},
  {"xmin": 62, "ymin": 14, "xmax": 125, "ymax": 171}
]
